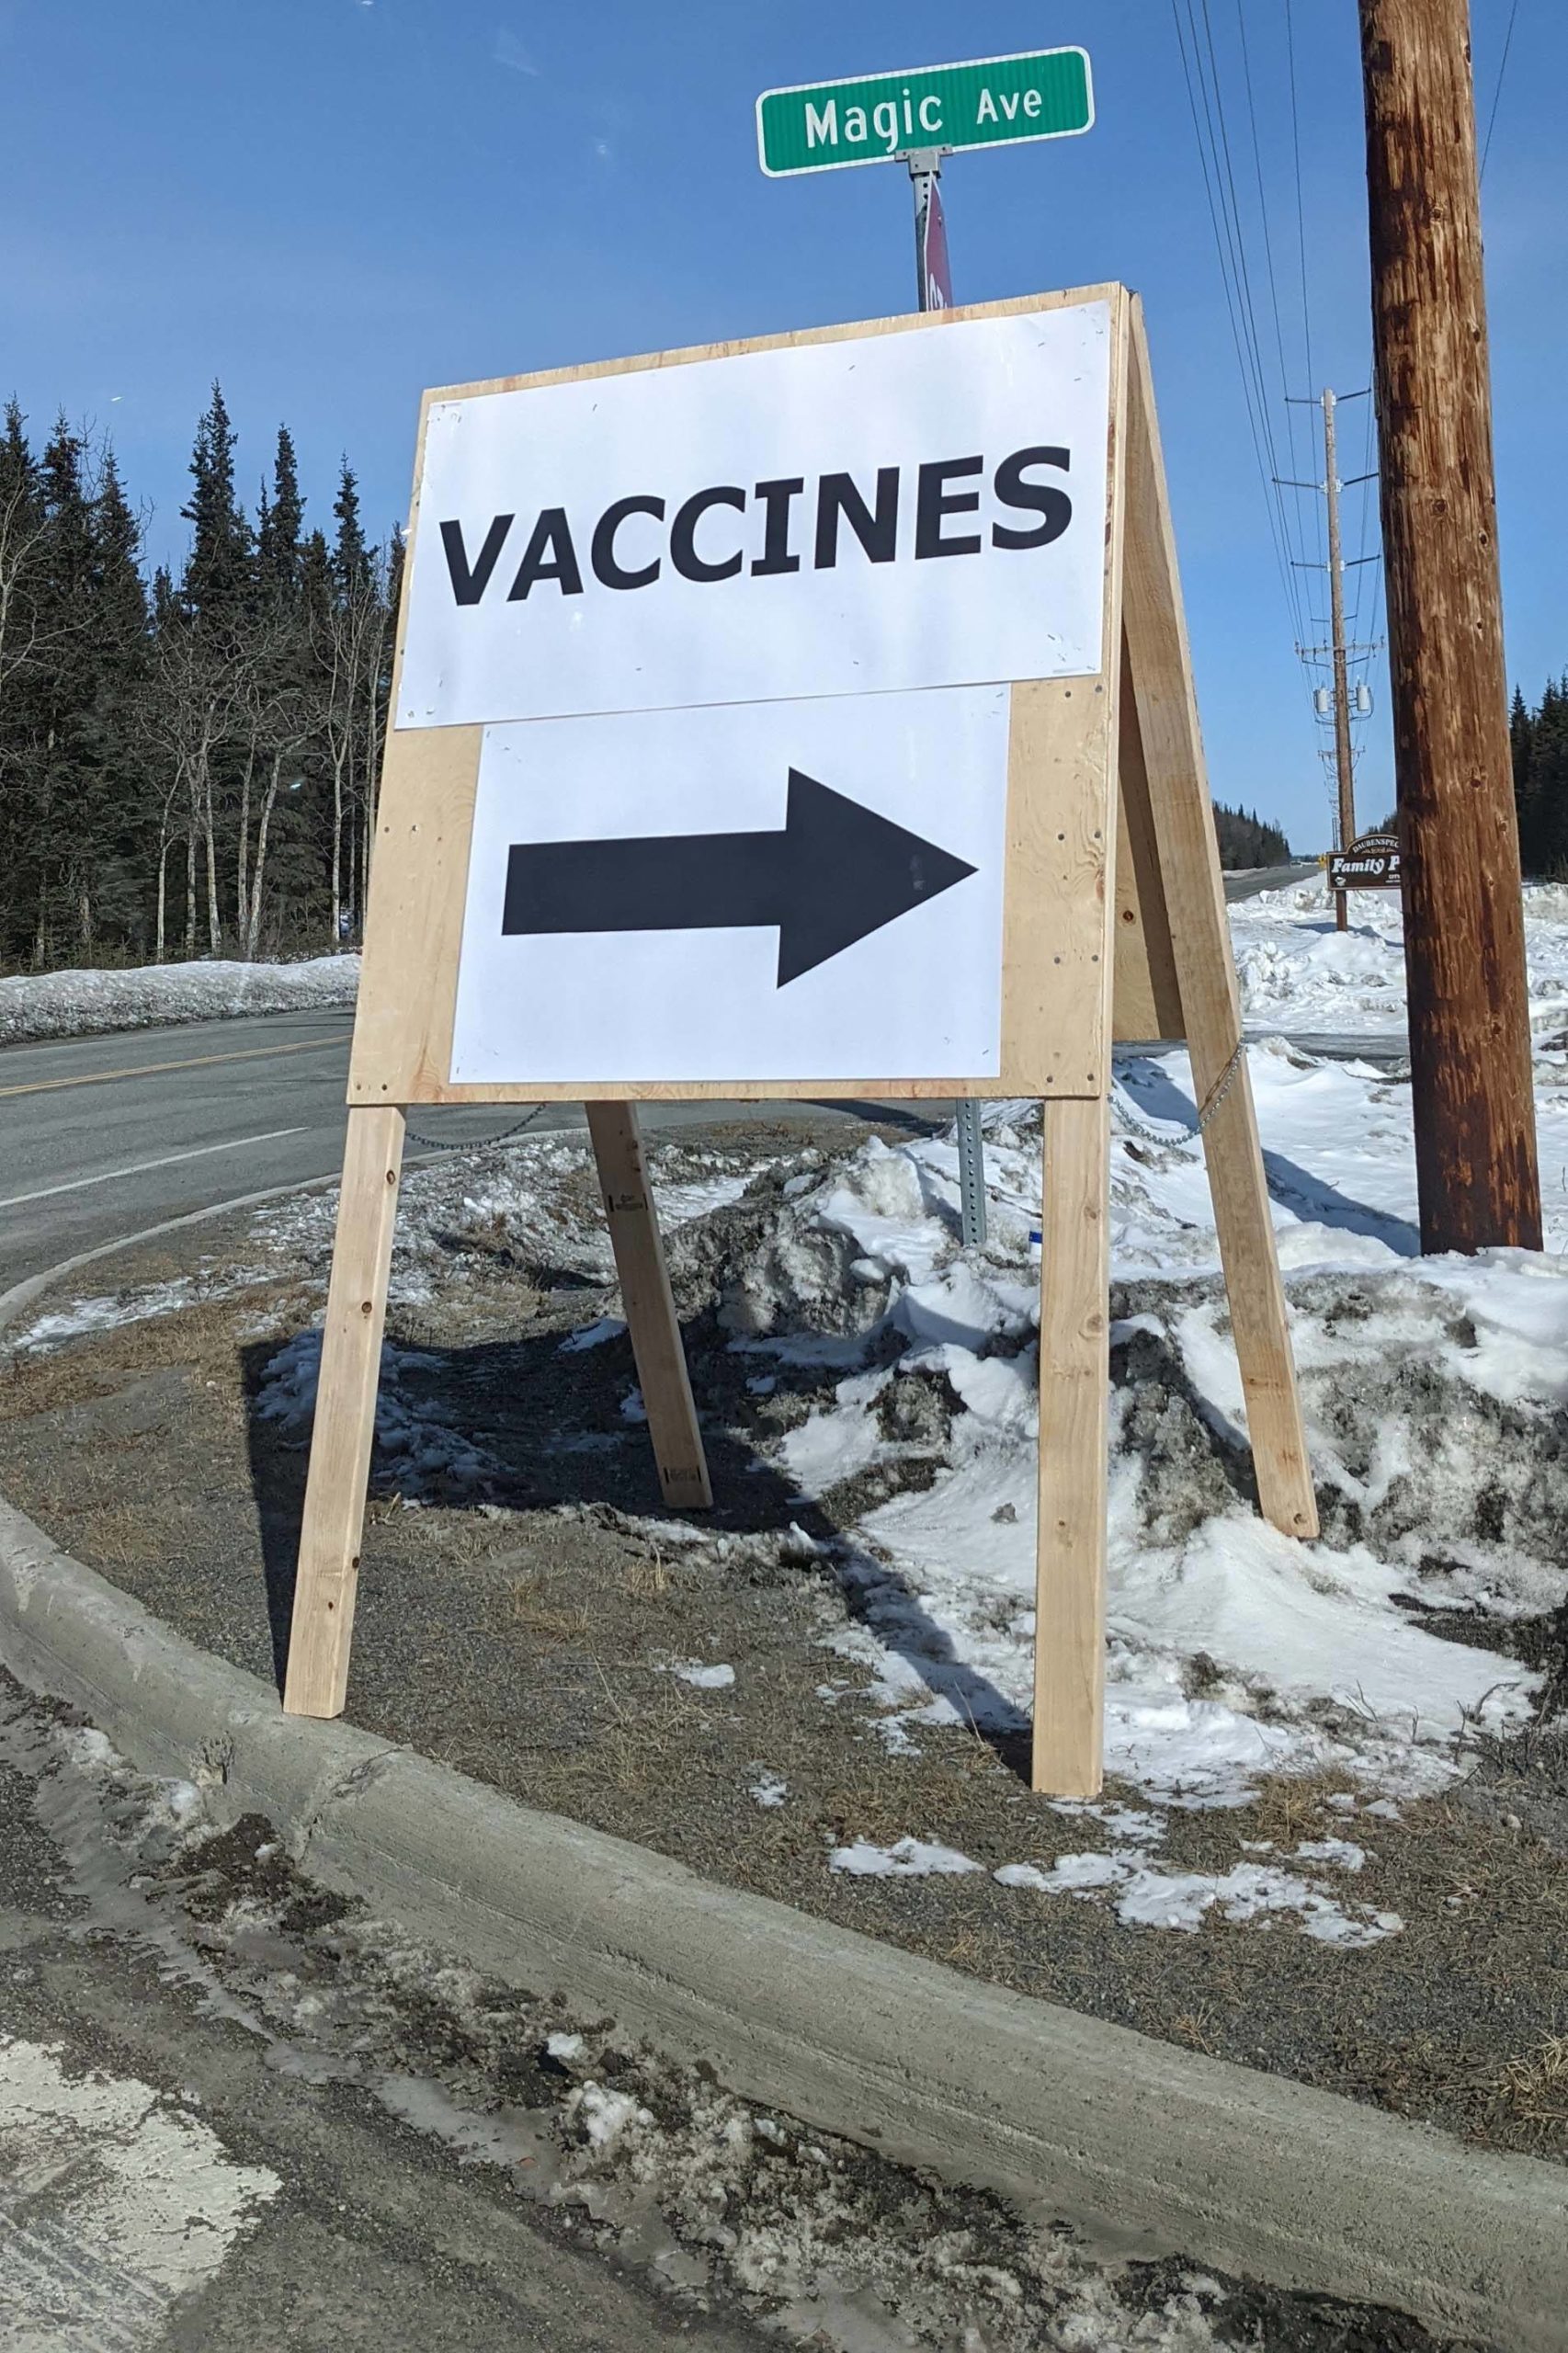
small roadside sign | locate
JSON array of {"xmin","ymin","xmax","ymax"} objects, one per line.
[
  {"xmin": 756, "ymin": 49, "xmax": 1094, "ymax": 178},
  {"xmin": 1328, "ymin": 832, "xmax": 1402, "ymax": 892}
]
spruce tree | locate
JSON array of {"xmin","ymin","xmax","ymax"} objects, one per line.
[
  {"xmin": 257, "ymin": 423, "xmax": 304, "ymax": 605},
  {"xmin": 180, "ymin": 381, "xmax": 254, "ymax": 631},
  {"xmin": 331, "ymin": 460, "xmax": 369, "ymax": 596}
]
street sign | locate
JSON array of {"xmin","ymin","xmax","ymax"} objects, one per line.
[
  {"xmin": 756, "ymin": 49, "xmax": 1094, "ymax": 176},
  {"xmin": 449, "ymin": 689, "xmax": 1008, "ymax": 1086},
  {"xmin": 398, "ymin": 302, "xmax": 1111, "ymax": 729},
  {"xmin": 1328, "ymin": 831, "xmax": 1402, "ymax": 892}
]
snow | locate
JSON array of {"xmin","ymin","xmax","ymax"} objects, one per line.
[
  {"xmin": 558, "ymin": 1315, "xmax": 627, "ymax": 1353},
  {"xmin": 0, "ymin": 952, "xmax": 358, "ymax": 1046},
  {"xmin": 993, "ymin": 1839, "xmax": 1399, "ymax": 1945},
  {"xmin": 748, "ymin": 1773, "xmax": 789, "ymax": 1808},
  {"xmin": 702, "ymin": 876, "xmax": 1568, "ymax": 1867},
  {"xmin": 1229, "ymin": 873, "xmax": 1568, "ymax": 1040},
  {"xmin": 666, "ymin": 1661, "xmax": 735, "ymax": 1689},
  {"xmin": 829, "ymin": 1837, "xmax": 983, "ymax": 1879}
]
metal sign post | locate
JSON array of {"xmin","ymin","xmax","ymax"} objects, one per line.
[
  {"xmin": 758, "ymin": 50, "xmax": 1098, "ymax": 1256},
  {"xmin": 907, "ymin": 147, "xmax": 986, "ymax": 1248}
]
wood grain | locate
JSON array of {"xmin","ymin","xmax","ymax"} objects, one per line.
[
  {"xmin": 283, "ymin": 1105, "xmax": 407, "ymax": 1718},
  {"xmin": 585, "ymin": 1104, "xmax": 712, "ymax": 1511},
  {"xmin": 1033, "ymin": 1094, "xmax": 1111, "ymax": 1797},
  {"xmin": 1358, "ymin": 0, "xmax": 1540, "ymax": 1252},
  {"xmin": 1123, "ymin": 304, "xmax": 1318, "ymax": 1540}
]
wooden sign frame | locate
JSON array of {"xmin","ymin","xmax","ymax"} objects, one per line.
[{"xmin": 281, "ymin": 287, "xmax": 1318, "ymax": 1799}]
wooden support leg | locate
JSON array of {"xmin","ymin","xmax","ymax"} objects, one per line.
[
  {"xmin": 283, "ymin": 1105, "xmax": 406, "ymax": 1717},
  {"xmin": 586, "ymin": 1103, "xmax": 713, "ymax": 1512},
  {"xmin": 1122, "ymin": 305, "xmax": 1319, "ymax": 1540},
  {"xmin": 1033, "ymin": 1094, "xmax": 1110, "ymax": 1798}
]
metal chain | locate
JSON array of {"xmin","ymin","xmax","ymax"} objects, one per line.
[
  {"xmin": 1195, "ymin": 1038, "xmax": 1247, "ymax": 1132},
  {"xmin": 403, "ymin": 1104, "xmax": 551, "ymax": 1154},
  {"xmin": 1112, "ymin": 1039, "xmax": 1246, "ymax": 1152}
]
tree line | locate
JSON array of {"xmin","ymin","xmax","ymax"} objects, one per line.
[
  {"xmin": 0, "ymin": 387, "xmax": 397, "ymax": 972},
  {"xmin": 1211, "ymin": 801, "xmax": 1291, "ymax": 869},
  {"xmin": 1511, "ymin": 679, "xmax": 1568, "ymax": 879}
]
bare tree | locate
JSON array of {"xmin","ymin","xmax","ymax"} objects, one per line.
[{"xmin": 136, "ymin": 625, "xmax": 249, "ymax": 957}]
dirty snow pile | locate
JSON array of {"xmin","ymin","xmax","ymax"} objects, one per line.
[
  {"xmin": 0, "ymin": 951, "xmax": 358, "ymax": 1045},
  {"xmin": 1230, "ymin": 871, "xmax": 1568, "ymax": 1040},
  {"xmin": 718, "ymin": 1051, "xmax": 1568, "ymax": 1852}
]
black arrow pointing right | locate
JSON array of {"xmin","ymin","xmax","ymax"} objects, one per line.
[{"xmin": 502, "ymin": 767, "xmax": 976, "ymax": 986}]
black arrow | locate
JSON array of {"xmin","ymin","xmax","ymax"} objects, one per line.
[{"xmin": 502, "ymin": 767, "xmax": 976, "ymax": 987}]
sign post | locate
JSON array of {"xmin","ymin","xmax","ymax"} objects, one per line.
[
  {"xmin": 759, "ymin": 51, "xmax": 1096, "ymax": 1247},
  {"xmin": 283, "ymin": 289, "xmax": 1317, "ymax": 1798},
  {"xmin": 904, "ymin": 145, "xmax": 987, "ymax": 1246}
]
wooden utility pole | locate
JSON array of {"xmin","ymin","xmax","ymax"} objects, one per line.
[
  {"xmin": 1358, "ymin": 0, "xmax": 1540, "ymax": 1253},
  {"xmin": 1322, "ymin": 389, "xmax": 1358, "ymax": 934}
]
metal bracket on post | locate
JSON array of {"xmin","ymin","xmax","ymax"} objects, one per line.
[{"xmin": 906, "ymin": 147, "xmax": 987, "ymax": 1251}]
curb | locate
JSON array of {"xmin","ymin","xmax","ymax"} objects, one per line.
[{"xmin": 1, "ymin": 1493, "xmax": 1562, "ymax": 2347}]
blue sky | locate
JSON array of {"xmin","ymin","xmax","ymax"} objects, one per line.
[{"xmin": 1, "ymin": 0, "xmax": 1560, "ymax": 850}]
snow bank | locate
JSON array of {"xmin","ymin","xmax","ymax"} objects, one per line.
[
  {"xmin": 1229, "ymin": 874, "xmax": 1568, "ymax": 1039},
  {"xmin": 722, "ymin": 1049, "xmax": 1568, "ymax": 1820},
  {"xmin": 0, "ymin": 953, "xmax": 358, "ymax": 1046}
]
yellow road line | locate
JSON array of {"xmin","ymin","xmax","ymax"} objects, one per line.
[{"xmin": 0, "ymin": 1034, "xmax": 347, "ymax": 1101}]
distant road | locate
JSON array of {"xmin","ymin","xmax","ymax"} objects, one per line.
[
  {"xmin": 0, "ymin": 860, "xmax": 1336, "ymax": 1302},
  {"xmin": 1223, "ymin": 858, "xmax": 1320, "ymax": 902}
]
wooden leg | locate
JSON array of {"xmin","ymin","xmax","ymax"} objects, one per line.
[
  {"xmin": 586, "ymin": 1103, "xmax": 712, "ymax": 1512},
  {"xmin": 1122, "ymin": 306, "xmax": 1319, "ymax": 1540},
  {"xmin": 1033, "ymin": 1094, "xmax": 1110, "ymax": 1798},
  {"xmin": 283, "ymin": 1105, "xmax": 405, "ymax": 1718}
]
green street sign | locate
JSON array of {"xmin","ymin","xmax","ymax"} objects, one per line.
[{"xmin": 756, "ymin": 47, "xmax": 1094, "ymax": 178}]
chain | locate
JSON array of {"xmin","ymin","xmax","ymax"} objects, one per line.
[
  {"xmin": 1113, "ymin": 1039, "xmax": 1246, "ymax": 1152},
  {"xmin": 403, "ymin": 1104, "xmax": 551, "ymax": 1154},
  {"xmin": 1195, "ymin": 1038, "xmax": 1247, "ymax": 1132}
]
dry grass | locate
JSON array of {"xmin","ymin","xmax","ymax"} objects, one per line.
[
  {"xmin": 506, "ymin": 1574, "xmax": 595, "ymax": 1649},
  {"xmin": 1243, "ymin": 1770, "xmax": 1361, "ymax": 1848},
  {"xmin": 1493, "ymin": 2037, "xmax": 1568, "ymax": 2135}
]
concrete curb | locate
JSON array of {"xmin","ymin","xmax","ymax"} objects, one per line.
[{"xmin": 1, "ymin": 1494, "xmax": 1561, "ymax": 2347}]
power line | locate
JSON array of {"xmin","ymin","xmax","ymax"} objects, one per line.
[
  {"xmin": 1169, "ymin": 0, "xmax": 1308, "ymax": 647},
  {"xmin": 1481, "ymin": 0, "xmax": 1521, "ymax": 180}
]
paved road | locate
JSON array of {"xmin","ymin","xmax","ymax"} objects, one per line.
[
  {"xmin": 0, "ymin": 1678, "xmax": 773, "ymax": 2353},
  {"xmin": 1223, "ymin": 857, "xmax": 1321, "ymax": 902},
  {"xmin": 0, "ymin": 861, "xmax": 1349, "ymax": 1301},
  {"xmin": 0, "ymin": 1010, "xmax": 935, "ymax": 1300}
]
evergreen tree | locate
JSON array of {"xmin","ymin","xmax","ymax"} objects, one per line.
[
  {"xmin": 330, "ymin": 460, "xmax": 369, "ymax": 596},
  {"xmin": 179, "ymin": 381, "xmax": 253, "ymax": 631},
  {"xmin": 1211, "ymin": 800, "xmax": 1291, "ymax": 870},
  {"xmin": 257, "ymin": 423, "xmax": 304, "ymax": 605}
]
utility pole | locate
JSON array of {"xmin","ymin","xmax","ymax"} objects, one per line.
[
  {"xmin": 1358, "ymin": 0, "xmax": 1540, "ymax": 1253},
  {"xmin": 1322, "ymin": 390, "xmax": 1358, "ymax": 934}
]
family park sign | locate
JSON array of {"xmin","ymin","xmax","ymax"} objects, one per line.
[{"xmin": 283, "ymin": 287, "xmax": 1318, "ymax": 1798}]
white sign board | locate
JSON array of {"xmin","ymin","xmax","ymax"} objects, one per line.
[
  {"xmin": 398, "ymin": 302, "xmax": 1111, "ymax": 729},
  {"xmin": 449, "ymin": 687, "xmax": 1010, "ymax": 1084}
]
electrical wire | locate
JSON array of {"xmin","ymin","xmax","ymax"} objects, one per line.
[
  {"xmin": 1168, "ymin": 0, "xmax": 1307, "ymax": 649},
  {"xmin": 1481, "ymin": 0, "xmax": 1521, "ymax": 180}
]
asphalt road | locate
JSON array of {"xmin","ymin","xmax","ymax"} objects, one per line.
[
  {"xmin": 0, "ymin": 1677, "xmax": 773, "ymax": 2353},
  {"xmin": 0, "ymin": 1011, "xmax": 935, "ymax": 1301},
  {"xmin": 0, "ymin": 859, "xmax": 1357, "ymax": 1302}
]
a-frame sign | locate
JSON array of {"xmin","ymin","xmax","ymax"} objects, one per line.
[{"xmin": 282, "ymin": 287, "xmax": 1318, "ymax": 1798}]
